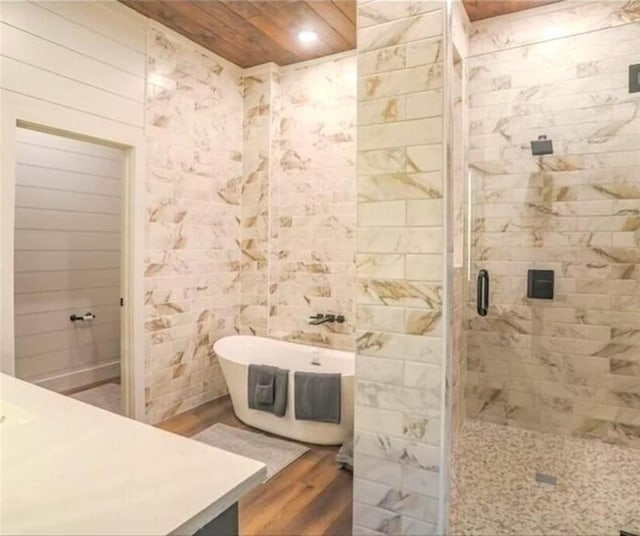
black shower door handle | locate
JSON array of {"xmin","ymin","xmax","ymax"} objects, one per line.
[{"xmin": 477, "ymin": 270, "xmax": 489, "ymax": 317}]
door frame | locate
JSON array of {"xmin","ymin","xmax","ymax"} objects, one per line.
[{"xmin": 0, "ymin": 91, "xmax": 146, "ymax": 420}]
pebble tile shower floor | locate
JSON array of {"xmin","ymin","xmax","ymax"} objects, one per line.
[{"xmin": 450, "ymin": 420, "xmax": 640, "ymax": 535}]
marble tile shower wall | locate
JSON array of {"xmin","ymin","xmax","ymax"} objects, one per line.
[
  {"xmin": 450, "ymin": 55, "xmax": 466, "ymax": 448},
  {"xmin": 354, "ymin": 2, "xmax": 447, "ymax": 534},
  {"xmin": 239, "ymin": 64, "xmax": 279, "ymax": 336},
  {"xmin": 143, "ymin": 29, "xmax": 356, "ymax": 421},
  {"xmin": 238, "ymin": 56, "xmax": 357, "ymax": 349},
  {"xmin": 465, "ymin": 3, "xmax": 640, "ymax": 447},
  {"xmin": 269, "ymin": 56, "xmax": 357, "ymax": 350},
  {"xmin": 145, "ymin": 27, "xmax": 243, "ymax": 423}
]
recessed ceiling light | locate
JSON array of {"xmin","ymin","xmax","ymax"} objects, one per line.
[{"xmin": 298, "ymin": 30, "xmax": 318, "ymax": 43}]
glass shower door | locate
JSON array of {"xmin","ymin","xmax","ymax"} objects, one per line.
[{"xmin": 455, "ymin": 16, "xmax": 640, "ymax": 536}]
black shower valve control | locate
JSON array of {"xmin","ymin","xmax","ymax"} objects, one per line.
[{"xmin": 531, "ymin": 135, "xmax": 554, "ymax": 156}]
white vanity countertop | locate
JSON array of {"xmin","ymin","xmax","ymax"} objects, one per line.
[{"xmin": 0, "ymin": 374, "xmax": 266, "ymax": 535}]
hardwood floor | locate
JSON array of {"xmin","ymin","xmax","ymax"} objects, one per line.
[{"xmin": 157, "ymin": 396, "xmax": 353, "ymax": 536}]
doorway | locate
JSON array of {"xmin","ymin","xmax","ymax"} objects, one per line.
[{"xmin": 13, "ymin": 127, "xmax": 125, "ymax": 414}]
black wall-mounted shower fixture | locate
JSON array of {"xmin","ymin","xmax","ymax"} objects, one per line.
[
  {"xmin": 630, "ymin": 64, "xmax": 640, "ymax": 93},
  {"xmin": 527, "ymin": 269, "xmax": 554, "ymax": 300},
  {"xmin": 531, "ymin": 135, "xmax": 553, "ymax": 156}
]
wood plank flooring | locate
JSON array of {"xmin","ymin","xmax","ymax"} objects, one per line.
[{"xmin": 157, "ymin": 395, "xmax": 353, "ymax": 536}]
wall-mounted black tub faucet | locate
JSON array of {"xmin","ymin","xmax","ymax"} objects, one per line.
[{"xmin": 308, "ymin": 314, "xmax": 345, "ymax": 325}]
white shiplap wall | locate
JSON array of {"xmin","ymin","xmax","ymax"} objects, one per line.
[
  {"xmin": 0, "ymin": 0, "xmax": 146, "ymax": 128},
  {"xmin": 0, "ymin": 0, "xmax": 147, "ymax": 402},
  {"xmin": 14, "ymin": 128, "xmax": 125, "ymax": 389}
]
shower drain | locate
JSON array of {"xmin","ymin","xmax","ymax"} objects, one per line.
[{"xmin": 534, "ymin": 472, "xmax": 558, "ymax": 486}]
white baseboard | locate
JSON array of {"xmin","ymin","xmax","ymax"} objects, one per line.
[{"xmin": 35, "ymin": 361, "xmax": 120, "ymax": 393}]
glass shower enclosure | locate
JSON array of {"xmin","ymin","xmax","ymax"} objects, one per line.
[{"xmin": 449, "ymin": 6, "xmax": 640, "ymax": 534}]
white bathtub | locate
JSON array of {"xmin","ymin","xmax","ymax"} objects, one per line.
[{"xmin": 215, "ymin": 335, "xmax": 354, "ymax": 445}]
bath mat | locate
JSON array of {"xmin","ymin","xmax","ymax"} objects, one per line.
[
  {"xmin": 69, "ymin": 383, "xmax": 123, "ymax": 415},
  {"xmin": 193, "ymin": 423, "xmax": 309, "ymax": 481}
]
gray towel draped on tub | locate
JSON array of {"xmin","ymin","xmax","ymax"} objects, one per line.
[
  {"xmin": 253, "ymin": 365, "xmax": 275, "ymax": 404},
  {"xmin": 248, "ymin": 365, "xmax": 289, "ymax": 417},
  {"xmin": 294, "ymin": 371, "xmax": 341, "ymax": 424}
]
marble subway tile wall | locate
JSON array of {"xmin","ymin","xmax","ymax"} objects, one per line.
[
  {"xmin": 465, "ymin": 2, "xmax": 640, "ymax": 447},
  {"xmin": 144, "ymin": 26, "xmax": 243, "ymax": 423},
  {"xmin": 469, "ymin": 0, "xmax": 639, "ymax": 56},
  {"xmin": 449, "ymin": 0, "xmax": 470, "ymax": 448},
  {"xmin": 239, "ymin": 64, "xmax": 280, "ymax": 336},
  {"xmin": 268, "ymin": 55, "xmax": 357, "ymax": 350},
  {"xmin": 354, "ymin": 2, "xmax": 448, "ymax": 534},
  {"xmin": 447, "ymin": 3, "xmax": 471, "ymax": 514},
  {"xmin": 449, "ymin": 59, "xmax": 466, "ymax": 445}
]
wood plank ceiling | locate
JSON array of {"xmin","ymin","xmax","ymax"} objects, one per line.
[
  {"xmin": 119, "ymin": 0, "xmax": 356, "ymax": 68},
  {"xmin": 119, "ymin": 1, "xmax": 563, "ymax": 67},
  {"xmin": 462, "ymin": 0, "xmax": 562, "ymax": 21}
]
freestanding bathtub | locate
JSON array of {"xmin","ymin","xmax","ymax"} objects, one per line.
[{"xmin": 215, "ymin": 335, "xmax": 354, "ymax": 445}]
